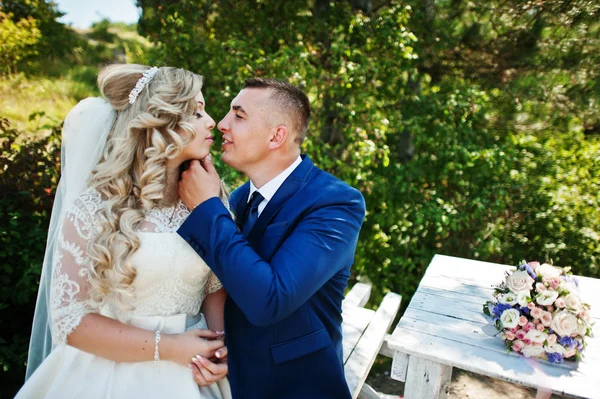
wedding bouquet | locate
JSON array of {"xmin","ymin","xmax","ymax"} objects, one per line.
[{"xmin": 483, "ymin": 261, "xmax": 593, "ymax": 364}]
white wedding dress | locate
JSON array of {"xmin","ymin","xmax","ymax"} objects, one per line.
[{"xmin": 17, "ymin": 189, "xmax": 231, "ymax": 399}]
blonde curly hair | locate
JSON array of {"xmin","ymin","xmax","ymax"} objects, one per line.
[{"xmin": 86, "ymin": 64, "xmax": 204, "ymax": 308}]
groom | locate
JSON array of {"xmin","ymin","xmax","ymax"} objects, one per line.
[{"xmin": 178, "ymin": 78, "xmax": 366, "ymax": 398}]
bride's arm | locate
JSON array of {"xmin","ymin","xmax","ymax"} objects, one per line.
[
  {"xmin": 67, "ymin": 313, "xmax": 222, "ymax": 365},
  {"xmin": 201, "ymin": 284, "xmax": 226, "ymax": 332},
  {"xmin": 50, "ymin": 197, "xmax": 223, "ymax": 367}
]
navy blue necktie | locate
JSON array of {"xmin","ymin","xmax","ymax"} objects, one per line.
[{"xmin": 242, "ymin": 191, "xmax": 264, "ymax": 237}]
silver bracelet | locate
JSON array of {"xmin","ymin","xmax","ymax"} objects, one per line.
[{"xmin": 154, "ymin": 330, "xmax": 161, "ymax": 362}]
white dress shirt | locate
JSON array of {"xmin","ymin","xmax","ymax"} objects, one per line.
[{"xmin": 248, "ymin": 156, "xmax": 302, "ymax": 216}]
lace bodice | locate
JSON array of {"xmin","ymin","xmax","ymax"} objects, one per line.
[{"xmin": 50, "ymin": 189, "xmax": 222, "ymax": 345}]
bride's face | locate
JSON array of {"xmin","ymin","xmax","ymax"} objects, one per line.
[{"xmin": 172, "ymin": 92, "xmax": 216, "ymax": 165}]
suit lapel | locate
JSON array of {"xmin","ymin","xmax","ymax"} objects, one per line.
[
  {"xmin": 247, "ymin": 155, "xmax": 314, "ymax": 247},
  {"xmin": 230, "ymin": 182, "xmax": 250, "ymax": 228}
]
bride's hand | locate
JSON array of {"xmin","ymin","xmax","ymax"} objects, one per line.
[
  {"xmin": 191, "ymin": 352, "xmax": 228, "ymax": 386},
  {"xmin": 162, "ymin": 329, "xmax": 225, "ymax": 367}
]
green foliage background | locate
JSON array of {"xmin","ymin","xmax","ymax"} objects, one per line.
[{"xmin": 1, "ymin": 0, "xmax": 598, "ymax": 395}]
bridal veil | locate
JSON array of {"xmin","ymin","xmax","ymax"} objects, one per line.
[{"xmin": 25, "ymin": 97, "xmax": 116, "ymax": 379}]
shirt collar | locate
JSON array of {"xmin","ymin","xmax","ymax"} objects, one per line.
[{"xmin": 248, "ymin": 156, "xmax": 302, "ymax": 203}]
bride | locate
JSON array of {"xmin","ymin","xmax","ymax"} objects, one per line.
[{"xmin": 17, "ymin": 64, "xmax": 231, "ymax": 398}]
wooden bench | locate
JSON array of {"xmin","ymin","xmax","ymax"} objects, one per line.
[{"xmin": 342, "ymin": 283, "xmax": 402, "ymax": 399}]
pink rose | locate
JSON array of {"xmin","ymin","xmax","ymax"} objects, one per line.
[
  {"xmin": 578, "ymin": 310, "xmax": 590, "ymax": 323},
  {"xmin": 531, "ymin": 307, "xmax": 543, "ymax": 319},
  {"xmin": 510, "ymin": 327, "xmax": 518, "ymax": 333},
  {"xmin": 541, "ymin": 311, "xmax": 553, "ymax": 327},
  {"xmin": 518, "ymin": 316, "xmax": 528, "ymax": 327},
  {"xmin": 506, "ymin": 271, "xmax": 535, "ymax": 293},
  {"xmin": 528, "ymin": 261, "xmax": 540, "ymax": 270},
  {"xmin": 505, "ymin": 330, "xmax": 516, "ymax": 340},
  {"xmin": 527, "ymin": 302, "xmax": 536, "ymax": 310},
  {"xmin": 546, "ymin": 305, "xmax": 555, "ymax": 312},
  {"xmin": 555, "ymin": 297, "xmax": 566, "ymax": 308},
  {"xmin": 564, "ymin": 349, "xmax": 577, "ymax": 359},
  {"xmin": 516, "ymin": 329, "xmax": 527, "ymax": 340},
  {"xmin": 535, "ymin": 282, "xmax": 546, "ymax": 292},
  {"xmin": 547, "ymin": 334, "xmax": 557, "ymax": 345},
  {"xmin": 564, "ymin": 294, "xmax": 583, "ymax": 312},
  {"xmin": 536, "ymin": 324, "xmax": 545, "ymax": 332},
  {"xmin": 512, "ymin": 340, "xmax": 525, "ymax": 352},
  {"xmin": 523, "ymin": 338, "xmax": 532, "ymax": 345},
  {"xmin": 534, "ymin": 318, "xmax": 541, "ymax": 324},
  {"xmin": 550, "ymin": 310, "xmax": 579, "ymax": 337}
]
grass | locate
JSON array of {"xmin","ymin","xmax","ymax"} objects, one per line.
[
  {"xmin": 0, "ymin": 21, "xmax": 153, "ymax": 132},
  {"xmin": 0, "ymin": 67, "xmax": 98, "ymax": 131}
]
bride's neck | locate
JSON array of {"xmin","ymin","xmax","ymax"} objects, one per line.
[{"xmin": 162, "ymin": 166, "xmax": 180, "ymax": 206}]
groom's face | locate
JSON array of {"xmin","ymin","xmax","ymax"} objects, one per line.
[{"xmin": 218, "ymin": 88, "xmax": 275, "ymax": 172}]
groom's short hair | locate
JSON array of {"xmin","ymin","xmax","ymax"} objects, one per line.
[{"xmin": 243, "ymin": 78, "xmax": 310, "ymax": 146}]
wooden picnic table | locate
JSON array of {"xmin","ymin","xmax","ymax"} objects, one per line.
[{"xmin": 387, "ymin": 254, "xmax": 600, "ymax": 399}]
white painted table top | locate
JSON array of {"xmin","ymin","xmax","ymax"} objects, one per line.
[{"xmin": 387, "ymin": 254, "xmax": 600, "ymax": 398}]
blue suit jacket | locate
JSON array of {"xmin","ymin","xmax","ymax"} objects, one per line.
[{"xmin": 178, "ymin": 155, "xmax": 366, "ymax": 399}]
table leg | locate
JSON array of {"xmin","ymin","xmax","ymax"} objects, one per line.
[
  {"xmin": 391, "ymin": 351, "xmax": 409, "ymax": 382},
  {"xmin": 404, "ymin": 356, "xmax": 452, "ymax": 399}
]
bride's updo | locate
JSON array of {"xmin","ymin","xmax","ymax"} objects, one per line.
[{"xmin": 87, "ymin": 64, "xmax": 202, "ymax": 308}]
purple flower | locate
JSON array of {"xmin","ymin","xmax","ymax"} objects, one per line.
[
  {"xmin": 559, "ymin": 336, "xmax": 577, "ymax": 349},
  {"xmin": 519, "ymin": 306, "xmax": 530, "ymax": 316},
  {"xmin": 524, "ymin": 265, "xmax": 537, "ymax": 281},
  {"xmin": 493, "ymin": 303, "xmax": 512, "ymax": 316},
  {"xmin": 547, "ymin": 352, "xmax": 564, "ymax": 364},
  {"xmin": 518, "ymin": 263, "xmax": 537, "ymax": 280}
]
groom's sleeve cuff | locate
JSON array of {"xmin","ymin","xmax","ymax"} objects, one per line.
[{"xmin": 177, "ymin": 197, "xmax": 233, "ymax": 257}]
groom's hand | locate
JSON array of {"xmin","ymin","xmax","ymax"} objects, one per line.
[{"xmin": 179, "ymin": 155, "xmax": 221, "ymax": 210}]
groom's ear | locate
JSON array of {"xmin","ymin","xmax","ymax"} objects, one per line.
[{"xmin": 268, "ymin": 125, "xmax": 289, "ymax": 150}]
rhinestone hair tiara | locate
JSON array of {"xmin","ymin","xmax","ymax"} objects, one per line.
[{"xmin": 128, "ymin": 66, "xmax": 159, "ymax": 105}]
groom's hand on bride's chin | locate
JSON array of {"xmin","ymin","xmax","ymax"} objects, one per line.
[{"xmin": 179, "ymin": 156, "xmax": 222, "ymax": 210}]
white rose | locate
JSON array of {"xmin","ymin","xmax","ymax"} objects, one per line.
[
  {"xmin": 578, "ymin": 321, "xmax": 588, "ymax": 337},
  {"xmin": 521, "ymin": 344, "xmax": 546, "ymax": 358},
  {"xmin": 558, "ymin": 281, "xmax": 577, "ymax": 295},
  {"xmin": 500, "ymin": 308, "xmax": 521, "ymax": 329},
  {"xmin": 516, "ymin": 291, "xmax": 530, "ymax": 307},
  {"xmin": 536, "ymin": 290, "xmax": 559, "ymax": 306},
  {"xmin": 537, "ymin": 264, "xmax": 561, "ymax": 279},
  {"xmin": 564, "ymin": 281, "xmax": 578, "ymax": 293},
  {"xmin": 564, "ymin": 293, "xmax": 582, "ymax": 312},
  {"xmin": 550, "ymin": 310, "xmax": 579, "ymax": 337},
  {"xmin": 544, "ymin": 343, "xmax": 566, "ymax": 355},
  {"xmin": 499, "ymin": 292, "xmax": 518, "ymax": 306},
  {"xmin": 525, "ymin": 329, "xmax": 548, "ymax": 344},
  {"xmin": 506, "ymin": 271, "xmax": 535, "ymax": 294}
]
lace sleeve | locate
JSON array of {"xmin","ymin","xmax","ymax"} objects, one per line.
[
  {"xmin": 203, "ymin": 272, "xmax": 223, "ymax": 297},
  {"xmin": 50, "ymin": 195, "xmax": 99, "ymax": 346}
]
